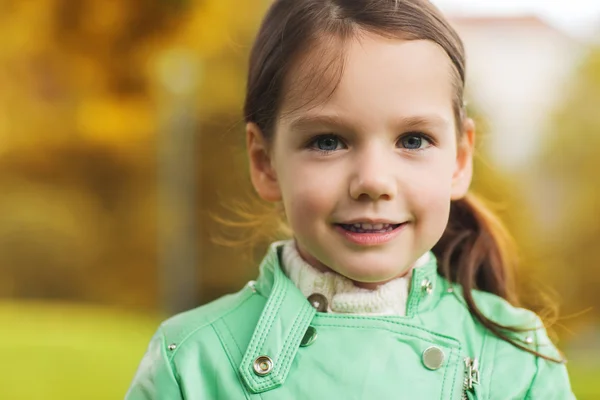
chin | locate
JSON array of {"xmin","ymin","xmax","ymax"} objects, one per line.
[{"xmin": 333, "ymin": 259, "xmax": 410, "ymax": 284}]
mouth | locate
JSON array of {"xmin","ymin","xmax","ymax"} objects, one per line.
[
  {"xmin": 334, "ymin": 221, "xmax": 407, "ymax": 246},
  {"xmin": 336, "ymin": 222, "xmax": 403, "ymax": 233}
]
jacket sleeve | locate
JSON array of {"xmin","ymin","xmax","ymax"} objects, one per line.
[
  {"xmin": 525, "ymin": 322, "xmax": 576, "ymax": 399},
  {"xmin": 125, "ymin": 328, "xmax": 184, "ymax": 400}
]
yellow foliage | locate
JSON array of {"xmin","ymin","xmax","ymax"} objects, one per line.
[
  {"xmin": 76, "ymin": 96, "xmax": 156, "ymax": 145},
  {"xmin": 177, "ymin": 1, "xmax": 266, "ymax": 57}
]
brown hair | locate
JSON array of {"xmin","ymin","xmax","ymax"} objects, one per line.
[{"xmin": 243, "ymin": 0, "xmax": 560, "ymax": 362}]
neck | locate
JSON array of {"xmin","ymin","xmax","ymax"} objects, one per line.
[{"xmin": 294, "ymin": 239, "xmax": 417, "ymax": 290}]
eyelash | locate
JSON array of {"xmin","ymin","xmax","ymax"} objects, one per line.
[
  {"xmin": 399, "ymin": 132, "xmax": 435, "ymax": 151},
  {"xmin": 306, "ymin": 132, "xmax": 435, "ymax": 154}
]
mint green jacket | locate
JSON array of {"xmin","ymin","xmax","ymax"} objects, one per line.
[{"xmin": 126, "ymin": 242, "xmax": 575, "ymax": 399}]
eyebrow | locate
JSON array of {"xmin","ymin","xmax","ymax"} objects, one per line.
[{"xmin": 287, "ymin": 113, "xmax": 451, "ymax": 132}]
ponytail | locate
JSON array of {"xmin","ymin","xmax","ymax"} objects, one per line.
[
  {"xmin": 433, "ymin": 194, "xmax": 562, "ymax": 362},
  {"xmin": 434, "ymin": 194, "xmax": 518, "ymax": 302}
]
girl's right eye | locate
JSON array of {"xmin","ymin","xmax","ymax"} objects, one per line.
[{"xmin": 308, "ymin": 134, "xmax": 345, "ymax": 153}]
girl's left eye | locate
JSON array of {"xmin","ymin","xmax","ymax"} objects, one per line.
[{"xmin": 398, "ymin": 133, "xmax": 432, "ymax": 150}]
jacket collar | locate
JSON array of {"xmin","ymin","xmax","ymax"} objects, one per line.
[{"xmin": 239, "ymin": 241, "xmax": 445, "ymax": 394}]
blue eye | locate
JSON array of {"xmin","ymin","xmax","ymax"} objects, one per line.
[
  {"xmin": 310, "ymin": 135, "xmax": 344, "ymax": 152},
  {"xmin": 399, "ymin": 133, "xmax": 431, "ymax": 150}
]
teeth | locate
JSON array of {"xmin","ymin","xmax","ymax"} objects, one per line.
[
  {"xmin": 341, "ymin": 223, "xmax": 399, "ymax": 233},
  {"xmin": 346, "ymin": 223, "xmax": 395, "ymax": 230}
]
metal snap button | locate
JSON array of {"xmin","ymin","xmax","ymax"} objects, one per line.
[
  {"xmin": 421, "ymin": 279, "xmax": 433, "ymax": 295},
  {"xmin": 300, "ymin": 326, "xmax": 318, "ymax": 347},
  {"xmin": 253, "ymin": 355, "xmax": 274, "ymax": 376},
  {"xmin": 307, "ymin": 293, "xmax": 328, "ymax": 312},
  {"xmin": 422, "ymin": 346, "xmax": 445, "ymax": 370}
]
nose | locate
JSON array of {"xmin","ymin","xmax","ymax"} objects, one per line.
[{"xmin": 349, "ymin": 146, "xmax": 396, "ymax": 201}]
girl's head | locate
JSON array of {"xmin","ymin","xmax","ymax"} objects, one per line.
[{"xmin": 245, "ymin": 0, "xmax": 475, "ymax": 287}]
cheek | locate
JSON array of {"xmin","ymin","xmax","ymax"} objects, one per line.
[
  {"xmin": 408, "ymin": 157, "xmax": 454, "ymax": 220},
  {"xmin": 279, "ymin": 162, "xmax": 340, "ymax": 226},
  {"xmin": 412, "ymin": 183, "xmax": 452, "ymax": 220}
]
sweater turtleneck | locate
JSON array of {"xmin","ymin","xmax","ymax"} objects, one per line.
[{"xmin": 281, "ymin": 240, "xmax": 431, "ymax": 316}]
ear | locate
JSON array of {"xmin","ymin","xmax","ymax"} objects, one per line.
[
  {"xmin": 246, "ymin": 122, "xmax": 282, "ymax": 202},
  {"xmin": 451, "ymin": 117, "xmax": 476, "ymax": 200}
]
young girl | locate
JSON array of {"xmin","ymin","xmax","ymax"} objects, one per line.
[{"xmin": 127, "ymin": 0, "xmax": 575, "ymax": 398}]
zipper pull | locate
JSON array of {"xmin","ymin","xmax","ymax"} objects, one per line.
[{"xmin": 464, "ymin": 357, "xmax": 480, "ymax": 390}]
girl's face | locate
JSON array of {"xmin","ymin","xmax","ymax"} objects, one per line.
[{"xmin": 248, "ymin": 32, "xmax": 474, "ymax": 288}]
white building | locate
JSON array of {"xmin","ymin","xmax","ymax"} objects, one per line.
[{"xmin": 448, "ymin": 15, "xmax": 585, "ymax": 170}]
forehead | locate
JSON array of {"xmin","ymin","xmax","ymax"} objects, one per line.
[{"xmin": 278, "ymin": 32, "xmax": 456, "ymax": 128}]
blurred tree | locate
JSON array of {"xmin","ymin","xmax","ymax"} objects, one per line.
[
  {"xmin": 0, "ymin": 0, "xmax": 271, "ymax": 308},
  {"xmin": 0, "ymin": 141, "xmax": 158, "ymax": 306},
  {"xmin": 535, "ymin": 46, "xmax": 600, "ymax": 326}
]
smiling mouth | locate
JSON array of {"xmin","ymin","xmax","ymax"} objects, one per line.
[{"xmin": 337, "ymin": 223, "xmax": 403, "ymax": 233}]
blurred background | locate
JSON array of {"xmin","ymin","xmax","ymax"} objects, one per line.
[{"xmin": 1, "ymin": 0, "xmax": 599, "ymax": 398}]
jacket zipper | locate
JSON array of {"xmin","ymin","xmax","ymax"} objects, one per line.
[{"xmin": 462, "ymin": 357, "xmax": 480, "ymax": 400}]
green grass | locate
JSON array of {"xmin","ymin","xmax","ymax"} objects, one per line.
[
  {"xmin": 0, "ymin": 301, "xmax": 161, "ymax": 400},
  {"xmin": 568, "ymin": 361, "xmax": 600, "ymax": 400}
]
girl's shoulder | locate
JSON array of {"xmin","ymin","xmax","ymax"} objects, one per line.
[
  {"xmin": 460, "ymin": 285, "xmax": 541, "ymax": 330},
  {"xmin": 156, "ymin": 281, "xmax": 263, "ymax": 353},
  {"xmin": 126, "ymin": 282, "xmax": 265, "ymax": 400},
  {"xmin": 436, "ymin": 280, "xmax": 573, "ymax": 398},
  {"xmin": 443, "ymin": 280, "xmax": 562, "ymax": 360}
]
